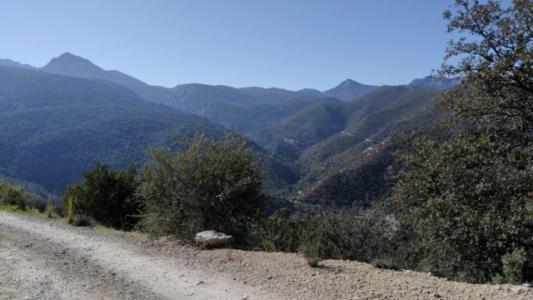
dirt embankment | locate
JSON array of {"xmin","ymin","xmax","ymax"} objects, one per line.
[{"xmin": 0, "ymin": 212, "xmax": 531, "ymax": 300}]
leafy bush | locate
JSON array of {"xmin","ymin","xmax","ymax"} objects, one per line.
[
  {"xmin": 250, "ymin": 208, "xmax": 310, "ymax": 252},
  {"xmin": 302, "ymin": 234, "xmax": 323, "ymax": 268},
  {"xmin": 138, "ymin": 132, "xmax": 265, "ymax": 243},
  {"xmin": 0, "ymin": 181, "xmax": 28, "ymax": 210},
  {"xmin": 0, "ymin": 180, "xmax": 47, "ymax": 212},
  {"xmin": 250, "ymin": 206, "xmax": 407, "ymax": 269},
  {"xmin": 501, "ymin": 248, "xmax": 527, "ymax": 284},
  {"xmin": 63, "ymin": 163, "xmax": 139, "ymax": 230},
  {"xmin": 307, "ymin": 209, "xmax": 397, "ymax": 263}
]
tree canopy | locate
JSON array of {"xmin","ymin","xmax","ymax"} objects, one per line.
[{"xmin": 392, "ymin": 0, "xmax": 533, "ymax": 283}]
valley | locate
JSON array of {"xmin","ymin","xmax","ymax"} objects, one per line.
[
  {"xmin": 1, "ymin": 0, "xmax": 532, "ymax": 296},
  {"xmin": 0, "ymin": 53, "xmax": 448, "ymax": 206}
]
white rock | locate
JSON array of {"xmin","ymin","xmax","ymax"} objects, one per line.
[{"xmin": 194, "ymin": 230, "xmax": 233, "ymax": 248}]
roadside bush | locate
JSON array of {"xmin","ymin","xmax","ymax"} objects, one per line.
[
  {"xmin": 302, "ymin": 233, "xmax": 323, "ymax": 268},
  {"xmin": 0, "ymin": 181, "xmax": 28, "ymax": 210},
  {"xmin": 306, "ymin": 209, "xmax": 396, "ymax": 263},
  {"xmin": 250, "ymin": 206, "xmax": 406, "ymax": 269},
  {"xmin": 250, "ymin": 208, "xmax": 310, "ymax": 252},
  {"xmin": 63, "ymin": 163, "xmax": 139, "ymax": 230},
  {"xmin": 501, "ymin": 248, "xmax": 527, "ymax": 284},
  {"xmin": 0, "ymin": 180, "xmax": 47, "ymax": 211},
  {"xmin": 138, "ymin": 132, "xmax": 265, "ymax": 243}
]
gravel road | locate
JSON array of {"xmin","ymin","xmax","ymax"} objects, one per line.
[
  {"xmin": 0, "ymin": 212, "xmax": 279, "ymax": 300},
  {"xmin": 0, "ymin": 211, "xmax": 531, "ymax": 300}
]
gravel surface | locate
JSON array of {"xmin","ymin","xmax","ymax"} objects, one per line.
[{"xmin": 0, "ymin": 211, "xmax": 531, "ymax": 300}]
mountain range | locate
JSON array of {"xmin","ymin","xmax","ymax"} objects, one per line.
[{"xmin": 0, "ymin": 53, "xmax": 454, "ymax": 205}]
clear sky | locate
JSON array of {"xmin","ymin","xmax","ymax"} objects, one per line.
[{"xmin": 0, "ymin": 0, "xmax": 456, "ymax": 90}]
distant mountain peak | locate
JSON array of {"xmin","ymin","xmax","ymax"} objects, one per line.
[
  {"xmin": 44, "ymin": 52, "xmax": 102, "ymax": 70},
  {"xmin": 40, "ymin": 52, "xmax": 109, "ymax": 80},
  {"xmin": 338, "ymin": 79, "xmax": 361, "ymax": 87},
  {"xmin": 57, "ymin": 52, "xmax": 78, "ymax": 58},
  {"xmin": 324, "ymin": 79, "xmax": 377, "ymax": 102},
  {"xmin": 50, "ymin": 52, "xmax": 93, "ymax": 64}
]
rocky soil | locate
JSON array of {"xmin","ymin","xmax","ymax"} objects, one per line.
[{"xmin": 0, "ymin": 211, "xmax": 531, "ymax": 300}]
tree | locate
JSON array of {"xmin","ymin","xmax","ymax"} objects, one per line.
[
  {"xmin": 392, "ymin": 0, "xmax": 533, "ymax": 283},
  {"xmin": 137, "ymin": 132, "xmax": 265, "ymax": 243},
  {"xmin": 63, "ymin": 163, "xmax": 139, "ymax": 230}
]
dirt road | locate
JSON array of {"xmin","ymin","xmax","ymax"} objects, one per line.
[
  {"xmin": 0, "ymin": 212, "xmax": 531, "ymax": 300},
  {"xmin": 0, "ymin": 212, "xmax": 279, "ymax": 300}
]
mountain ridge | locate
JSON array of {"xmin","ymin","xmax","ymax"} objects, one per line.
[{"xmin": 0, "ymin": 53, "xmax": 456, "ymax": 205}]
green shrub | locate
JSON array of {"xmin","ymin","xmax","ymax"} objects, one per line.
[
  {"xmin": 63, "ymin": 163, "xmax": 139, "ymax": 230},
  {"xmin": 302, "ymin": 233, "xmax": 323, "ymax": 268},
  {"xmin": 501, "ymin": 248, "xmax": 527, "ymax": 284},
  {"xmin": 250, "ymin": 208, "xmax": 310, "ymax": 252},
  {"xmin": 0, "ymin": 180, "xmax": 47, "ymax": 212},
  {"xmin": 138, "ymin": 132, "xmax": 265, "ymax": 243},
  {"xmin": 306, "ymin": 209, "xmax": 396, "ymax": 263}
]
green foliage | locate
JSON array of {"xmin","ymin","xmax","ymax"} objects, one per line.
[
  {"xmin": 137, "ymin": 133, "xmax": 265, "ymax": 243},
  {"xmin": 305, "ymin": 209, "xmax": 398, "ymax": 263},
  {"xmin": 391, "ymin": 0, "xmax": 533, "ymax": 283},
  {"xmin": 302, "ymin": 233, "xmax": 324, "ymax": 268},
  {"xmin": 251, "ymin": 208, "xmax": 310, "ymax": 252},
  {"xmin": 0, "ymin": 180, "xmax": 46, "ymax": 212},
  {"xmin": 63, "ymin": 163, "xmax": 139, "ymax": 230},
  {"xmin": 501, "ymin": 248, "xmax": 527, "ymax": 284},
  {"xmin": 250, "ymin": 205, "xmax": 414, "ymax": 271}
]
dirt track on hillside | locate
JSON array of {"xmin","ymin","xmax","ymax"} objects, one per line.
[{"xmin": 0, "ymin": 212, "xmax": 531, "ymax": 300}]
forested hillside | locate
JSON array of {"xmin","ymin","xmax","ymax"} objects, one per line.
[
  {"xmin": 258, "ymin": 85, "xmax": 442, "ymax": 205},
  {"xmin": 0, "ymin": 66, "xmax": 222, "ymax": 191}
]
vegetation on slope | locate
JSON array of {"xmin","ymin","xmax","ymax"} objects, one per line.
[
  {"xmin": 0, "ymin": 66, "xmax": 219, "ymax": 192},
  {"xmin": 0, "ymin": 66, "xmax": 298, "ymax": 194},
  {"xmin": 391, "ymin": 0, "xmax": 533, "ymax": 283}
]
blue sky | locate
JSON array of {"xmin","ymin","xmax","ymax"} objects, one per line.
[{"xmin": 0, "ymin": 0, "xmax": 455, "ymax": 90}]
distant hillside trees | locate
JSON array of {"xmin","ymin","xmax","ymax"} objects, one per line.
[
  {"xmin": 392, "ymin": 0, "xmax": 533, "ymax": 283},
  {"xmin": 137, "ymin": 132, "xmax": 265, "ymax": 243}
]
